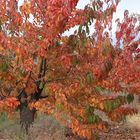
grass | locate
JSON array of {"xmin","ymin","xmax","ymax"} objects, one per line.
[{"xmin": 0, "ymin": 112, "xmax": 67, "ymax": 140}]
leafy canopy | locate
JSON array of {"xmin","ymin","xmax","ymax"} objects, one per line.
[{"xmin": 0, "ymin": 0, "xmax": 140, "ymax": 139}]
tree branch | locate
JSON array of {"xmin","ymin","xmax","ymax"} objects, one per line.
[
  {"xmin": 39, "ymin": 95, "xmax": 48, "ymax": 99},
  {"xmin": 17, "ymin": 72, "xmax": 31, "ymax": 99}
]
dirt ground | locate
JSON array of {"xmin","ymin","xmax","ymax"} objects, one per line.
[{"xmin": 0, "ymin": 106, "xmax": 140, "ymax": 140}]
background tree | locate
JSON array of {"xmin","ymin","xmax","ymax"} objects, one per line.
[{"xmin": 0, "ymin": 0, "xmax": 140, "ymax": 139}]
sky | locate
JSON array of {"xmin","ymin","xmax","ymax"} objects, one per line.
[
  {"xmin": 18, "ymin": 0, "xmax": 140, "ymax": 35},
  {"xmin": 77, "ymin": 0, "xmax": 140, "ymax": 16},
  {"xmin": 19, "ymin": 0, "xmax": 140, "ymax": 21},
  {"xmin": 69, "ymin": 0, "xmax": 140, "ymax": 35}
]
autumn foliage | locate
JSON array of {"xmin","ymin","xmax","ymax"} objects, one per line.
[{"xmin": 0, "ymin": 0, "xmax": 140, "ymax": 139}]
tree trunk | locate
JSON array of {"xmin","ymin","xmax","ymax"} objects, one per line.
[{"xmin": 20, "ymin": 102, "xmax": 36, "ymax": 134}]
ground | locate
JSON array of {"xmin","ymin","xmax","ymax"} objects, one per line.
[{"xmin": 0, "ymin": 106, "xmax": 140, "ymax": 140}]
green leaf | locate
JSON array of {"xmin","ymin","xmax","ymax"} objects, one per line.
[
  {"xmin": 86, "ymin": 72, "xmax": 93, "ymax": 84},
  {"xmin": 88, "ymin": 115, "xmax": 96, "ymax": 123},
  {"xmin": 78, "ymin": 25, "xmax": 82, "ymax": 34},
  {"xmin": 55, "ymin": 41, "xmax": 61, "ymax": 47},
  {"xmin": 39, "ymin": 83, "xmax": 44, "ymax": 89},
  {"xmin": 85, "ymin": 105, "xmax": 94, "ymax": 114},
  {"xmin": 113, "ymin": 98, "xmax": 121, "ymax": 108},
  {"xmin": 95, "ymin": 115, "xmax": 101, "ymax": 123},
  {"xmin": 126, "ymin": 94, "xmax": 134, "ymax": 104},
  {"xmin": 88, "ymin": 115, "xmax": 100, "ymax": 123},
  {"xmin": 0, "ymin": 62, "xmax": 8, "ymax": 72},
  {"xmin": 72, "ymin": 55, "xmax": 78, "ymax": 66},
  {"xmin": 82, "ymin": 30, "xmax": 86, "ymax": 38},
  {"xmin": 77, "ymin": 76, "xmax": 84, "ymax": 88},
  {"xmin": 88, "ymin": 18, "xmax": 92, "ymax": 25},
  {"xmin": 104, "ymin": 100, "xmax": 113, "ymax": 112},
  {"xmin": 86, "ymin": 24, "xmax": 89, "ymax": 35},
  {"xmin": 95, "ymin": 86, "xmax": 104, "ymax": 93},
  {"xmin": 56, "ymin": 103, "xmax": 63, "ymax": 111}
]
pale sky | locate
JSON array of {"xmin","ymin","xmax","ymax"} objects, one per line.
[
  {"xmin": 19, "ymin": 0, "xmax": 140, "ymax": 18},
  {"xmin": 18, "ymin": 0, "xmax": 140, "ymax": 35},
  {"xmin": 77, "ymin": 0, "xmax": 140, "ymax": 15},
  {"xmin": 19, "ymin": 0, "xmax": 140, "ymax": 20},
  {"xmin": 72, "ymin": 0, "xmax": 140, "ymax": 35}
]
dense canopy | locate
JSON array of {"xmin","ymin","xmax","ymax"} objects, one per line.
[{"xmin": 0, "ymin": 0, "xmax": 140, "ymax": 139}]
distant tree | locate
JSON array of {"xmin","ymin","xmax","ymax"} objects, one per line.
[{"xmin": 0, "ymin": 0, "xmax": 139, "ymax": 139}]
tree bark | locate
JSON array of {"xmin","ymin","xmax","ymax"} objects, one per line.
[
  {"xmin": 18, "ymin": 84, "xmax": 45, "ymax": 134},
  {"xmin": 19, "ymin": 102, "xmax": 36, "ymax": 134}
]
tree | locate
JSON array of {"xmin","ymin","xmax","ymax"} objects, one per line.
[{"xmin": 0, "ymin": 0, "xmax": 140, "ymax": 139}]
